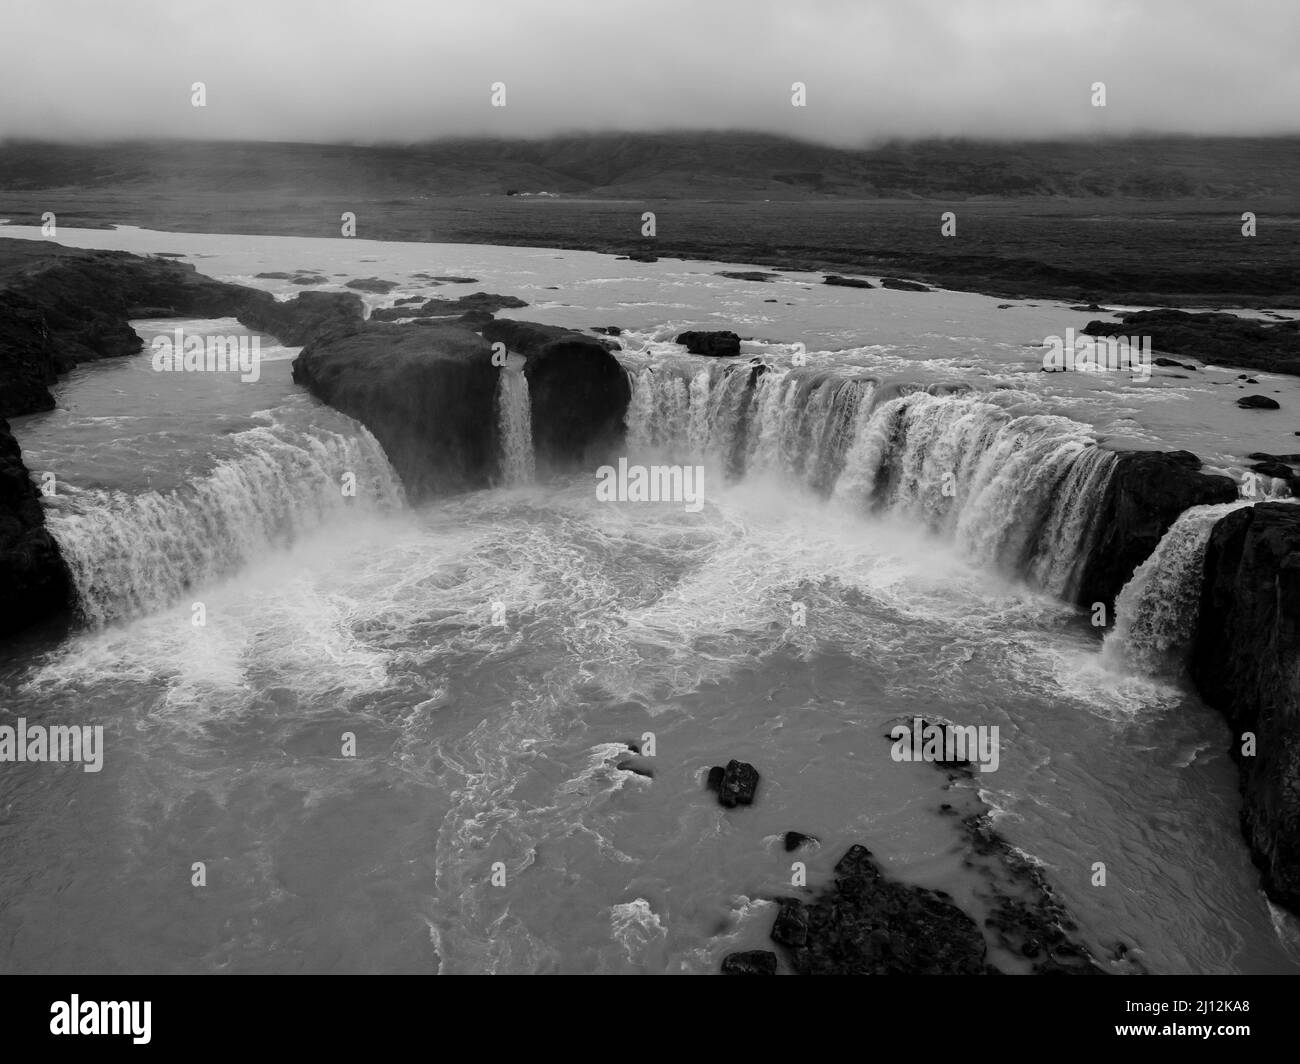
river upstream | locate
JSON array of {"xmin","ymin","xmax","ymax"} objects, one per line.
[{"xmin": 1, "ymin": 224, "xmax": 1298, "ymax": 974}]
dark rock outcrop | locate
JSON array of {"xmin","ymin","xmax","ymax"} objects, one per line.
[
  {"xmin": 783, "ymin": 831, "xmax": 818, "ymax": 853},
  {"xmin": 1238, "ymin": 394, "xmax": 1281, "ymax": 410},
  {"xmin": 880, "ymin": 277, "xmax": 931, "ymax": 292},
  {"xmin": 775, "ymin": 845, "xmax": 989, "ymax": 975},
  {"xmin": 481, "ymin": 319, "xmax": 630, "ymax": 471},
  {"xmin": 1082, "ymin": 310, "xmax": 1300, "ymax": 377},
  {"xmin": 1075, "ymin": 450, "xmax": 1237, "ymax": 611},
  {"xmin": 0, "ymin": 418, "xmax": 71, "ymax": 635},
  {"xmin": 823, "ymin": 275, "xmax": 875, "ymax": 289},
  {"xmin": 720, "ymin": 950, "xmax": 777, "ymax": 975},
  {"xmin": 716, "ymin": 759, "xmax": 759, "ymax": 808},
  {"xmin": 0, "ymin": 239, "xmax": 376, "ymax": 641},
  {"xmin": 1191, "ymin": 503, "xmax": 1300, "ymax": 911},
  {"xmin": 716, "ymin": 271, "xmax": 777, "ymax": 282},
  {"xmin": 676, "ymin": 330, "xmax": 741, "ymax": 357},
  {"xmin": 344, "ymin": 277, "xmax": 398, "ymax": 293},
  {"xmin": 292, "ymin": 322, "xmax": 498, "ymax": 498},
  {"xmin": 0, "ymin": 239, "xmax": 367, "ymax": 418},
  {"xmin": 0, "ymin": 240, "xmax": 265, "ymax": 413},
  {"xmin": 370, "ymin": 292, "xmax": 528, "ymax": 322},
  {"xmin": 237, "ymin": 290, "xmax": 365, "ymax": 346}
]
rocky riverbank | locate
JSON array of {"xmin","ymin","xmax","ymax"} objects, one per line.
[
  {"xmin": 1192, "ymin": 503, "xmax": 1300, "ymax": 911},
  {"xmin": 0, "ymin": 237, "xmax": 367, "ymax": 631}
]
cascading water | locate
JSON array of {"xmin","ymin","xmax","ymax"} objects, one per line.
[
  {"xmin": 46, "ymin": 419, "xmax": 406, "ymax": 626},
  {"xmin": 623, "ymin": 361, "xmax": 1117, "ymax": 596},
  {"xmin": 1101, "ymin": 501, "xmax": 1251, "ymax": 676},
  {"xmin": 496, "ymin": 360, "xmax": 535, "ymax": 485}
]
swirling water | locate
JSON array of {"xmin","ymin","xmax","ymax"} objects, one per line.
[{"xmin": 0, "ymin": 228, "xmax": 1296, "ymax": 974}]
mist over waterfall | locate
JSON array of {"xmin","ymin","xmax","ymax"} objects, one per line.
[
  {"xmin": 1102, "ymin": 501, "xmax": 1251, "ymax": 676},
  {"xmin": 47, "ymin": 420, "xmax": 406, "ymax": 626},
  {"xmin": 496, "ymin": 361, "xmax": 535, "ymax": 486},
  {"xmin": 624, "ymin": 361, "xmax": 1117, "ymax": 596}
]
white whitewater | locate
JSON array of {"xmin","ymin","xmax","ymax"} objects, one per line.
[
  {"xmin": 47, "ymin": 420, "xmax": 406, "ymax": 626},
  {"xmin": 623, "ymin": 362, "xmax": 1117, "ymax": 595},
  {"xmin": 1101, "ymin": 501, "xmax": 1251, "ymax": 676},
  {"xmin": 496, "ymin": 361, "xmax": 535, "ymax": 485}
]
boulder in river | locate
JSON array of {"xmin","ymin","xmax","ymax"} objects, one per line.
[
  {"xmin": 717, "ymin": 759, "xmax": 759, "ymax": 807},
  {"xmin": 1238, "ymin": 394, "xmax": 1281, "ymax": 410},
  {"xmin": 344, "ymin": 277, "xmax": 398, "ymax": 293},
  {"xmin": 676, "ymin": 330, "xmax": 741, "ymax": 357}
]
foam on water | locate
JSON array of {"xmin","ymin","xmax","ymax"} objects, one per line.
[{"xmin": 4, "ymin": 226, "xmax": 1298, "ymax": 975}]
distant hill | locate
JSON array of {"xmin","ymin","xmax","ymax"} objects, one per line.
[{"xmin": 3, "ymin": 132, "xmax": 1300, "ymax": 199}]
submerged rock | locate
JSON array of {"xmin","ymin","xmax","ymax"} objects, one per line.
[
  {"xmin": 879, "ymin": 277, "xmax": 931, "ymax": 292},
  {"xmin": 616, "ymin": 756, "xmax": 655, "ymax": 779},
  {"xmin": 783, "ymin": 831, "xmax": 819, "ymax": 853},
  {"xmin": 823, "ymin": 275, "xmax": 874, "ymax": 289}
]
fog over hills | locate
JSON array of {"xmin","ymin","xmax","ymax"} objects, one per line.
[{"xmin": 4, "ymin": 133, "xmax": 1300, "ymax": 200}]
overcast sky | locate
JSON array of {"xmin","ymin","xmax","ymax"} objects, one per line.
[{"xmin": 1, "ymin": 0, "xmax": 1296, "ymax": 144}]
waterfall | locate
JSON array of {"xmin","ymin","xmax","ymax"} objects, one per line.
[
  {"xmin": 46, "ymin": 420, "xmax": 406, "ymax": 627},
  {"xmin": 496, "ymin": 361, "xmax": 535, "ymax": 486},
  {"xmin": 1101, "ymin": 501, "xmax": 1251, "ymax": 676},
  {"xmin": 622, "ymin": 361, "xmax": 1116, "ymax": 591}
]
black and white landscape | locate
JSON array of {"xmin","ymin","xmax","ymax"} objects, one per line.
[{"xmin": 1, "ymin": 0, "xmax": 1299, "ymax": 982}]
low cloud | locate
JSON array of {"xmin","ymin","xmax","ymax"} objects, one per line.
[{"xmin": 1, "ymin": 0, "xmax": 1296, "ymax": 145}]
